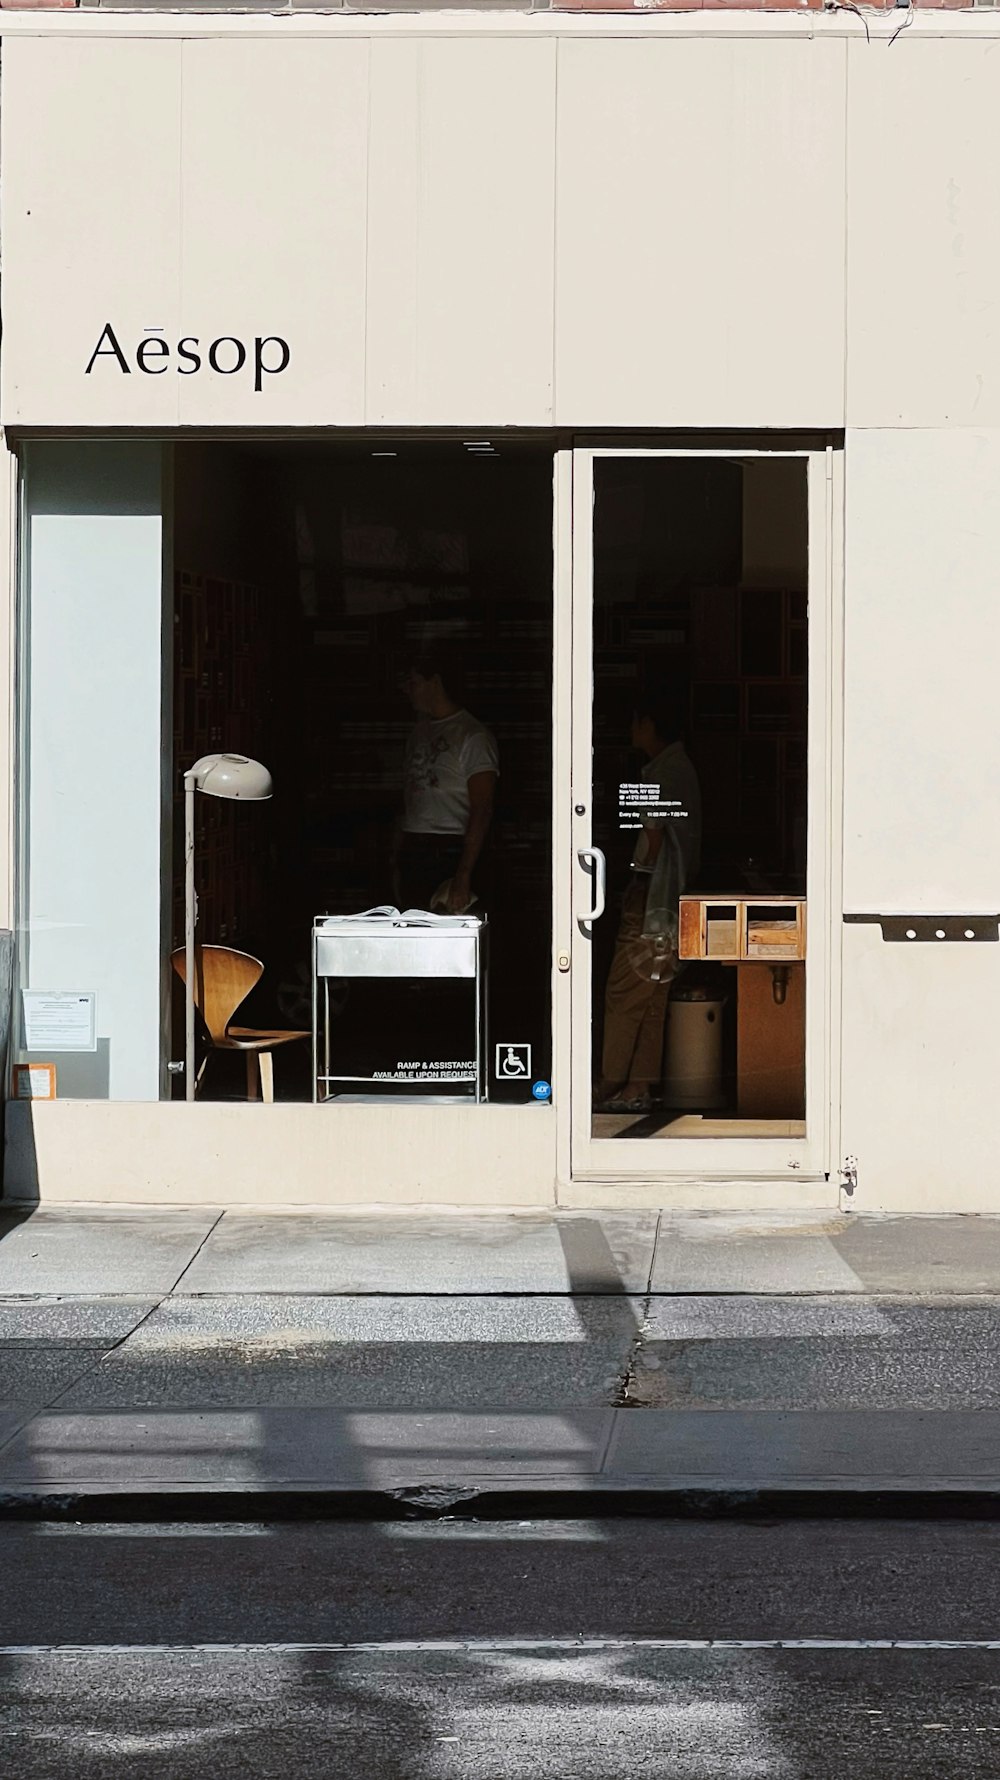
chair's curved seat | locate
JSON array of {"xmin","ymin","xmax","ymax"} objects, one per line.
[{"xmin": 171, "ymin": 945, "xmax": 309, "ymax": 1101}]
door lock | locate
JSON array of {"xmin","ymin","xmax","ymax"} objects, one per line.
[{"xmin": 557, "ymin": 951, "xmax": 571, "ymax": 973}]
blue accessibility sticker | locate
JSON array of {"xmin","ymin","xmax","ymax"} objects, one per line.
[{"xmin": 532, "ymin": 1080, "xmax": 552, "ymax": 1102}]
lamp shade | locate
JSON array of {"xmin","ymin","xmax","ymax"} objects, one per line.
[{"xmin": 186, "ymin": 753, "xmax": 273, "ymax": 801}]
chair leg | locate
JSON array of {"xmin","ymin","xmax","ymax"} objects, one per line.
[
  {"xmin": 258, "ymin": 1051, "xmax": 274, "ymax": 1105},
  {"xmin": 246, "ymin": 1053, "xmax": 260, "ymax": 1101}
]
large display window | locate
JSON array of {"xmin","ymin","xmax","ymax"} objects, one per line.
[{"xmin": 14, "ymin": 438, "xmax": 555, "ymax": 1107}]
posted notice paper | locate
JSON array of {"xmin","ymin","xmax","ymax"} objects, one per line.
[{"xmin": 22, "ymin": 991, "xmax": 97, "ymax": 1053}]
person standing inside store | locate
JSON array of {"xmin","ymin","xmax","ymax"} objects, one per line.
[
  {"xmin": 596, "ymin": 678, "xmax": 702, "ymax": 1113},
  {"xmin": 394, "ymin": 649, "xmax": 499, "ymax": 914}
]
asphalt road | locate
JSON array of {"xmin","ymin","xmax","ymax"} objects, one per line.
[{"xmin": 2, "ymin": 1516, "xmax": 1000, "ymax": 1776}]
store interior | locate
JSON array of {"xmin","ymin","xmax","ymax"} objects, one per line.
[
  {"xmin": 170, "ymin": 441, "xmax": 808, "ymax": 1126},
  {"xmin": 589, "ymin": 454, "xmax": 809, "ymax": 1140},
  {"xmin": 171, "ymin": 438, "xmax": 554, "ymax": 1104}
]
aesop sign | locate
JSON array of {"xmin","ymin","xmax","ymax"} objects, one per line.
[{"xmin": 85, "ymin": 324, "xmax": 291, "ymax": 393}]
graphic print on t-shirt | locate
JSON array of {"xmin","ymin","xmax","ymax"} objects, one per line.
[{"xmin": 408, "ymin": 730, "xmax": 453, "ymax": 793}]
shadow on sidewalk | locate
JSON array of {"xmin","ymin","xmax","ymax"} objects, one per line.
[{"xmin": 0, "ymin": 1216, "xmax": 653, "ymax": 1776}]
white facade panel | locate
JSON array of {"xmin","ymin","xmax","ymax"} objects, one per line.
[
  {"xmin": 4, "ymin": 1102, "xmax": 559, "ymax": 1207},
  {"xmin": 847, "ymin": 40, "xmax": 1000, "ymax": 429},
  {"xmin": 553, "ymin": 38, "xmax": 847, "ymax": 428},
  {"xmin": 842, "ymin": 427, "xmax": 1000, "ymax": 912},
  {"xmin": 8, "ymin": 24, "xmax": 1000, "ymax": 435},
  {"xmin": 1, "ymin": 38, "xmax": 183, "ymax": 428},
  {"xmin": 0, "ymin": 29, "xmax": 856, "ymax": 432},
  {"xmin": 19, "ymin": 444, "xmax": 167, "ymax": 1103},
  {"xmin": 841, "ymin": 924, "xmax": 1000, "ymax": 1212},
  {"xmin": 177, "ymin": 40, "xmax": 370, "ymax": 428},
  {"xmin": 1, "ymin": 30, "xmax": 559, "ymax": 431},
  {"xmin": 365, "ymin": 38, "xmax": 556, "ymax": 426}
]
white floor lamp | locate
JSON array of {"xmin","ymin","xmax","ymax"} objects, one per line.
[{"xmin": 183, "ymin": 752, "xmax": 273, "ymax": 1102}]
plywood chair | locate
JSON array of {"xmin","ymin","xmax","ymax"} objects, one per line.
[{"xmin": 171, "ymin": 945, "xmax": 309, "ymax": 1103}]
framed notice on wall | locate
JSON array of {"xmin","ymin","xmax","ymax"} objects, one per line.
[
  {"xmin": 22, "ymin": 991, "xmax": 97, "ymax": 1053},
  {"xmin": 12, "ymin": 1063, "xmax": 57, "ymax": 1100}
]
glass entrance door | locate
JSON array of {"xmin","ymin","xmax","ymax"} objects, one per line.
[{"xmin": 569, "ymin": 445, "xmax": 835, "ymax": 1180}]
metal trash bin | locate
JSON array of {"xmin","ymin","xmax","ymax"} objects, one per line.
[{"xmin": 662, "ymin": 981, "xmax": 726, "ymax": 1111}]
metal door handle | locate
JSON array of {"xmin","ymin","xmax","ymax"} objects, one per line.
[{"xmin": 577, "ymin": 847, "xmax": 607, "ymax": 929}]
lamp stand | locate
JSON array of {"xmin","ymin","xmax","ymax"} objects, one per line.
[
  {"xmin": 181, "ymin": 754, "xmax": 272, "ymax": 1102},
  {"xmin": 184, "ymin": 770, "xmax": 197, "ymax": 1103}
]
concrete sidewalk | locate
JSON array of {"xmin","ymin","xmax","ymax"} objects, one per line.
[
  {"xmin": 4, "ymin": 1205, "xmax": 1000, "ymax": 1297},
  {"xmin": 2, "ymin": 1206, "xmax": 1000, "ymax": 1502}
]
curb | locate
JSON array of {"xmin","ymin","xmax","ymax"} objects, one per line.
[{"xmin": 3, "ymin": 1486, "xmax": 1000, "ymax": 1522}]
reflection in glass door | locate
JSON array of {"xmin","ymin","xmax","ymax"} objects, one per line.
[{"xmin": 570, "ymin": 447, "xmax": 831, "ymax": 1180}]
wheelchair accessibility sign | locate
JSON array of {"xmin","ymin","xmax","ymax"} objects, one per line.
[{"xmin": 496, "ymin": 1042, "xmax": 531, "ymax": 1080}]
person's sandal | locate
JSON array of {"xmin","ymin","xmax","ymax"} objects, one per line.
[{"xmin": 597, "ymin": 1093, "xmax": 652, "ymax": 1115}]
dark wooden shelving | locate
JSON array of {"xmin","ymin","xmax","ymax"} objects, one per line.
[
  {"xmin": 172, "ymin": 569, "xmax": 272, "ymax": 951},
  {"xmin": 592, "ymin": 583, "xmax": 807, "ymax": 885}
]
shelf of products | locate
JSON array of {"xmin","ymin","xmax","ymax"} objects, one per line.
[
  {"xmin": 592, "ymin": 583, "xmax": 806, "ymax": 888},
  {"xmin": 295, "ymin": 487, "xmax": 553, "ymax": 917}
]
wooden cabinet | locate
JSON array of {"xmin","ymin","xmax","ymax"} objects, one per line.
[
  {"xmin": 678, "ymin": 894, "xmax": 806, "ymax": 1118},
  {"xmin": 736, "ymin": 964, "xmax": 806, "ymax": 1119},
  {"xmin": 679, "ymin": 896, "xmax": 806, "ymax": 963}
]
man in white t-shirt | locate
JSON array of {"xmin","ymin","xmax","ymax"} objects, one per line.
[{"xmin": 395, "ymin": 651, "xmax": 500, "ymax": 914}]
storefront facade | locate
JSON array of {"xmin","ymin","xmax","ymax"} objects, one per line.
[{"xmin": 0, "ymin": 9, "xmax": 998, "ymax": 1212}]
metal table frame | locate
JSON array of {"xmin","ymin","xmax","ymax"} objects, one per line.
[{"xmin": 312, "ymin": 912, "xmax": 488, "ymax": 1104}]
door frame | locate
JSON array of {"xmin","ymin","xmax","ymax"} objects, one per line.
[{"xmin": 554, "ymin": 437, "xmax": 843, "ymax": 1185}]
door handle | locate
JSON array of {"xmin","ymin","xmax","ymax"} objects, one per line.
[{"xmin": 577, "ymin": 847, "xmax": 607, "ymax": 929}]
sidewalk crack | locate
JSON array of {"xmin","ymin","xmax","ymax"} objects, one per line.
[
  {"xmin": 11, "ymin": 1289, "xmax": 181, "ymax": 1429},
  {"xmin": 646, "ymin": 1211, "xmax": 663, "ymax": 1296},
  {"xmin": 613, "ymin": 1293, "xmax": 652, "ymax": 1407},
  {"xmin": 0, "ymin": 1223, "xmax": 226, "ymax": 1443},
  {"xmin": 167, "ymin": 1209, "xmax": 226, "ymax": 1296}
]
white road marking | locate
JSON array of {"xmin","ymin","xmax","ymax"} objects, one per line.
[{"xmin": 1, "ymin": 1638, "xmax": 999, "ymax": 1655}]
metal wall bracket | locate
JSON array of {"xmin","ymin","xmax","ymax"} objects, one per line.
[{"xmin": 843, "ymin": 914, "xmax": 999, "ymax": 943}]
